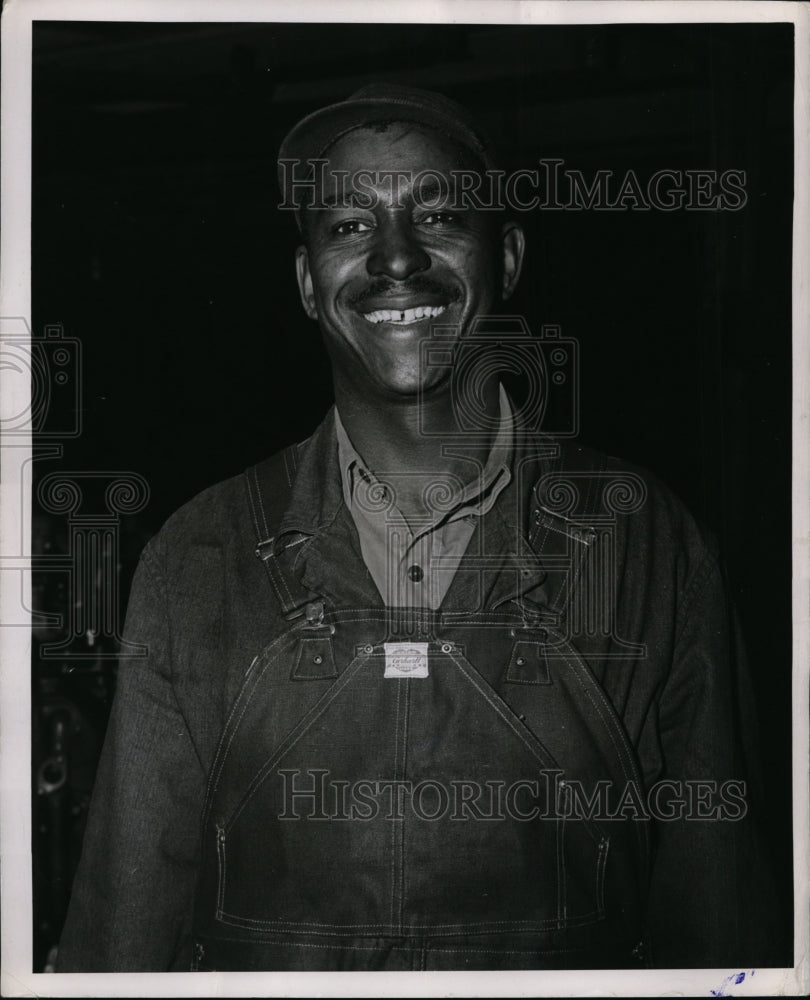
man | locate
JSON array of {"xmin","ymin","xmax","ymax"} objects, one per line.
[{"xmin": 57, "ymin": 83, "xmax": 778, "ymax": 972}]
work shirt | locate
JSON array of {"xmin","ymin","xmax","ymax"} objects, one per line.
[{"xmin": 335, "ymin": 386, "xmax": 513, "ymax": 608}]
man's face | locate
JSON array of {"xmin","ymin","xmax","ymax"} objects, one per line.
[{"xmin": 295, "ymin": 123, "xmax": 524, "ymax": 399}]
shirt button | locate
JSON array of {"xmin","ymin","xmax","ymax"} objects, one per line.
[{"xmin": 407, "ymin": 564, "xmax": 423, "ymax": 583}]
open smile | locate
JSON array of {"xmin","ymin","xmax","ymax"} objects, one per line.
[{"xmin": 361, "ymin": 304, "xmax": 447, "ymax": 325}]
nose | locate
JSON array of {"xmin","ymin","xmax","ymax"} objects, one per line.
[{"xmin": 366, "ymin": 215, "xmax": 430, "ymax": 280}]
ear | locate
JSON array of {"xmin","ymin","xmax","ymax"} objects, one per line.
[
  {"xmin": 295, "ymin": 244, "xmax": 319, "ymax": 320},
  {"xmin": 500, "ymin": 221, "xmax": 525, "ymax": 301}
]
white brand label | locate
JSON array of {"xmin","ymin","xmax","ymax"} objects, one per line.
[{"xmin": 383, "ymin": 642, "xmax": 429, "ymax": 678}]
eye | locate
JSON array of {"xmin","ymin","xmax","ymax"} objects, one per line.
[
  {"xmin": 333, "ymin": 219, "xmax": 373, "ymax": 236},
  {"xmin": 420, "ymin": 211, "xmax": 457, "ymax": 226}
]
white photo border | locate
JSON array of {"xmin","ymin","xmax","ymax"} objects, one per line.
[{"xmin": 1, "ymin": 1, "xmax": 807, "ymax": 996}]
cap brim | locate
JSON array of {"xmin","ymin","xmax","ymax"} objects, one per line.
[{"xmin": 278, "ymin": 95, "xmax": 493, "ymax": 181}]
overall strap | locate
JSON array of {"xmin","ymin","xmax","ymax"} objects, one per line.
[{"xmin": 245, "ymin": 444, "xmax": 314, "ymax": 619}]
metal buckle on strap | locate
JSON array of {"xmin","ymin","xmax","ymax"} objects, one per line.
[
  {"xmin": 254, "ymin": 537, "xmax": 276, "ymax": 561},
  {"xmin": 254, "ymin": 536, "xmax": 332, "ymax": 629},
  {"xmin": 294, "ymin": 600, "xmax": 335, "ymax": 635},
  {"xmin": 305, "ymin": 601, "xmax": 324, "ymax": 624}
]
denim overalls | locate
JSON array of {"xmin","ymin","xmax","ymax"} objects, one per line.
[{"xmin": 190, "ymin": 445, "xmax": 651, "ymax": 970}]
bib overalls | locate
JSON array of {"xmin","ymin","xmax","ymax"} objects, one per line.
[{"xmin": 190, "ymin": 449, "xmax": 651, "ymax": 970}]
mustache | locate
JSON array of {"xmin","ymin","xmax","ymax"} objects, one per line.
[{"xmin": 349, "ymin": 276, "xmax": 460, "ymax": 309}]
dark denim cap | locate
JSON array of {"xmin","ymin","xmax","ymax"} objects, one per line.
[{"xmin": 277, "ymin": 81, "xmax": 497, "ymax": 194}]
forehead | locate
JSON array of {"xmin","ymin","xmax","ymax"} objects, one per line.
[{"xmin": 319, "ymin": 122, "xmax": 480, "ymax": 194}]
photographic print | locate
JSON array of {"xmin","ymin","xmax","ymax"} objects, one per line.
[{"xmin": 1, "ymin": 1, "xmax": 807, "ymax": 996}]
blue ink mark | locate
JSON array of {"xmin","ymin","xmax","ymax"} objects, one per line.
[
  {"xmin": 709, "ymin": 970, "xmax": 755, "ymax": 997},
  {"xmin": 411, "ymin": 736, "xmax": 439, "ymax": 752}
]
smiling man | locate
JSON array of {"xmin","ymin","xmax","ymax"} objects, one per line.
[
  {"xmin": 57, "ymin": 84, "xmax": 779, "ymax": 973},
  {"xmin": 287, "ymin": 103, "xmax": 525, "ymax": 606}
]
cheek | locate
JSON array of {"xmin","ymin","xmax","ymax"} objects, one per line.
[
  {"xmin": 452, "ymin": 237, "xmax": 501, "ymax": 289},
  {"xmin": 311, "ymin": 255, "xmax": 361, "ymax": 308},
  {"xmin": 459, "ymin": 251, "xmax": 500, "ymax": 305}
]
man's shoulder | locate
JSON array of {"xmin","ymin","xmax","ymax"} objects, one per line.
[
  {"xmin": 145, "ymin": 442, "xmax": 305, "ymax": 559},
  {"xmin": 167, "ymin": 469, "xmax": 248, "ymax": 533},
  {"xmin": 552, "ymin": 437, "xmax": 662, "ymax": 481},
  {"xmin": 542, "ymin": 436, "xmax": 677, "ymax": 496},
  {"xmin": 545, "ymin": 437, "xmax": 719, "ymax": 560}
]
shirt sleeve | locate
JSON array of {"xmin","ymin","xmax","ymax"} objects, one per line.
[
  {"xmin": 56, "ymin": 541, "xmax": 206, "ymax": 972},
  {"xmin": 644, "ymin": 550, "xmax": 784, "ymax": 967}
]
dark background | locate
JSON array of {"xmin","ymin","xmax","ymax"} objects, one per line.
[{"xmin": 30, "ymin": 20, "xmax": 794, "ymax": 969}]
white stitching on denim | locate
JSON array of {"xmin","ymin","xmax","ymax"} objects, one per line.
[
  {"xmin": 283, "ymin": 446, "xmax": 297, "ymax": 489},
  {"xmin": 216, "ymin": 825, "xmax": 226, "ymax": 917},
  {"xmin": 262, "ymin": 556, "xmax": 289, "ymax": 608},
  {"xmin": 559, "ymin": 648, "xmax": 636, "ymax": 789},
  {"xmin": 424, "ymin": 945, "xmax": 578, "ymax": 955},
  {"xmin": 448, "ymin": 641, "xmax": 615, "ymax": 885},
  {"xmin": 246, "ymin": 465, "xmax": 268, "ymax": 541},
  {"xmin": 399, "ymin": 679, "xmax": 410, "ymax": 930},
  {"xmin": 556, "ymin": 811, "xmax": 566, "ymax": 926},
  {"xmin": 283, "ymin": 537, "xmax": 307, "ymax": 550},
  {"xmin": 291, "ymin": 637, "xmax": 336, "ymax": 680},
  {"xmin": 445, "ymin": 650, "xmax": 558, "ymax": 770},
  {"xmin": 224, "ymin": 650, "xmax": 374, "ymax": 832},
  {"xmin": 596, "ymin": 835, "xmax": 609, "ymax": 915},
  {"xmin": 203, "ymin": 934, "xmax": 586, "ymax": 957},
  {"xmin": 535, "ymin": 513, "xmax": 590, "ymax": 613},
  {"xmin": 506, "ymin": 640, "xmax": 548, "ymax": 684},
  {"xmin": 206, "ymin": 605, "xmax": 392, "ymax": 812},
  {"xmin": 204, "ymin": 627, "xmax": 305, "ymax": 809},
  {"xmin": 556, "ymin": 644, "xmax": 648, "ymax": 861},
  {"xmin": 206, "ymin": 934, "xmax": 410, "ymax": 950},
  {"xmin": 390, "ymin": 678, "xmax": 401, "ymax": 930},
  {"xmin": 214, "ymin": 912, "xmax": 598, "ymax": 932},
  {"xmin": 250, "ymin": 449, "xmax": 308, "ymax": 614},
  {"xmin": 245, "ymin": 465, "xmax": 290, "ymax": 610},
  {"xmin": 204, "ymin": 610, "xmax": 626, "ymax": 933}
]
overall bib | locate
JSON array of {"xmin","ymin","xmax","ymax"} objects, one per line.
[{"xmin": 191, "ymin": 450, "xmax": 651, "ymax": 970}]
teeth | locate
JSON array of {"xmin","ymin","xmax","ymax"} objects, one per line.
[{"xmin": 363, "ymin": 304, "xmax": 446, "ymax": 324}]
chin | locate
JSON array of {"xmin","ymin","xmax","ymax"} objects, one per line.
[{"xmin": 375, "ymin": 368, "xmax": 452, "ymax": 400}]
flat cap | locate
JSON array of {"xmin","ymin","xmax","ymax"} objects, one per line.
[{"xmin": 277, "ymin": 82, "xmax": 496, "ymax": 192}]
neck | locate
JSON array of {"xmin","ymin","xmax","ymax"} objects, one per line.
[{"xmin": 333, "ymin": 377, "xmax": 499, "ymax": 482}]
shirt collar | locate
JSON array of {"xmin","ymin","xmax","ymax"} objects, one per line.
[
  {"xmin": 334, "ymin": 384, "xmax": 514, "ymax": 525},
  {"xmin": 269, "ymin": 398, "xmax": 558, "ymax": 614}
]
